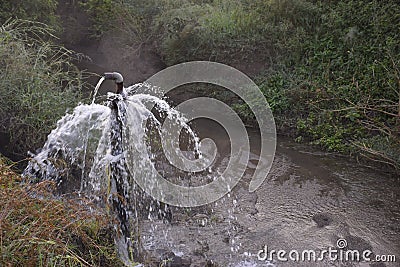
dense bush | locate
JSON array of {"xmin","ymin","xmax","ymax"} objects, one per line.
[
  {"xmin": 287, "ymin": 0, "xmax": 400, "ymax": 168},
  {"xmin": 0, "ymin": 0, "xmax": 59, "ymax": 28},
  {"xmin": 0, "ymin": 20, "xmax": 83, "ymax": 156},
  {"xmin": 79, "ymin": 0, "xmax": 151, "ymax": 41}
]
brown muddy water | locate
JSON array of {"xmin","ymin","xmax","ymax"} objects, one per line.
[{"xmin": 139, "ymin": 120, "xmax": 400, "ymax": 267}]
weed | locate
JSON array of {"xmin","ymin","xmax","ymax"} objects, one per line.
[{"xmin": 0, "ymin": 155, "xmax": 124, "ymax": 266}]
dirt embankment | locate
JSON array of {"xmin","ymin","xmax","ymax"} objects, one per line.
[{"xmin": 57, "ymin": 1, "xmax": 165, "ymax": 93}]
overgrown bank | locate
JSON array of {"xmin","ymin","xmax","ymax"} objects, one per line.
[
  {"xmin": 0, "ymin": 0, "xmax": 398, "ymax": 166},
  {"xmin": 80, "ymin": 0, "xmax": 400, "ymax": 170},
  {"xmin": 0, "ymin": 3, "xmax": 113, "ymax": 266}
]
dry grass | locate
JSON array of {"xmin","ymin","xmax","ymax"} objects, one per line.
[{"xmin": 0, "ymin": 157, "xmax": 124, "ymax": 267}]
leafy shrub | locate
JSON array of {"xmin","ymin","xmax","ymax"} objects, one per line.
[
  {"xmin": 153, "ymin": 3, "xmax": 211, "ymax": 64},
  {"xmin": 282, "ymin": 0, "xmax": 400, "ymax": 166},
  {"xmin": 152, "ymin": 0, "xmax": 269, "ymax": 64},
  {"xmin": 353, "ymin": 135, "xmax": 400, "ymax": 169},
  {"xmin": 0, "ymin": 20, "xmax": 83, "ymax": 156},
  {"xmin": 79, "ymin": 0, "xmax": 118, "ymax": 37},
  {"xmin": 0, "ymin": 0, "xmax": 59, "ymax": 29},
  {"xmin": 78, "ymin": 0, "xmax": 320, "ymax": 64}
]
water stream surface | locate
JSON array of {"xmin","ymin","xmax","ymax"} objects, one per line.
[{"xmin": 139, "ymin": 121, "xmax": 399, "ymax": 267}]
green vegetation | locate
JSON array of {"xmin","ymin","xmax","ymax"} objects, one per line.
[
  {"xmin": 83, "ymin": 0, "xmax": 399, "ymax": 169},
  {"xmin": 3, "ymin": 1, "xmax": 395, "ymax": 167},
  {"xmin": 0, "ymin": 4, "xmax": 120, "ymax": 266},
  {"xmin": 0, "ymin": 0, "xmax": 60, "ymax": 29},
  {"xmin": 0, "ymin": 156, "xmax": 124, "ymax": 266},
  {"xmin": 78, "ymin": 0, "xmax": 150, "ymax": 41},
  {"xmin": 283, "ymin": 0, "xmax": 400, "ymax": 168},
  {"xmin": 0, "ymin": 19, "xmax": 83, "ymax": 156}
]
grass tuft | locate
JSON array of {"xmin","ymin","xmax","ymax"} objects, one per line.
[{"xmin": 0, "ymin": 156, "xmax": 124, "ymax": 266}]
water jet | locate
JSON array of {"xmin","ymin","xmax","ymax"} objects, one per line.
[{"xmin": 23, "ymin": 72, "xmax": 181, "ymax": 265}]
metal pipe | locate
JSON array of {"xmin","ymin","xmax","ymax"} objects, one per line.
[
  {"xmin": 104, "ymin": 72, "xmax": 124, "ymax": 94},
  {"xmin": 106, "ymin": 78, "xmax": 140, "ymax": 260}
]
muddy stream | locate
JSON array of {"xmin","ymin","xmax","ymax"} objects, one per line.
[{"xmin": 137, "ymin": 120, "xmax": 400, "ymax": 267}]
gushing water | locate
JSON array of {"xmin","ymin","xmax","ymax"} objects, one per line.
[
  {"xmin": 23, "ymin": 79, "xmax": 207, "ymax": 265},
  {"xmin": 91, "ymin": 76, "xmax": 105, "ymax": 104}
]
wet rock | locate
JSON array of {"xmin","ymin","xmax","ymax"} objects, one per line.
[
  {"xmin": 345, "ymin": 235, "xmax": 373, "ymax": 252},
  {"xmin": 235, "ymin": 187, "xmax": 258, "ymax": 215},
  {"xmin": 192, "ymin": 213, "xmax": 209, "ymax": 227},
  {"xmin": 193, "ymin": 240, "xmax": 209, "ymax": 256},
  {"xmin": 312, "ymin": 212, "xmax": 333, "ymax": 227},
  {"xmin": 160, "ymin": 251, "xmax": 191, "ymax": 267}
]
